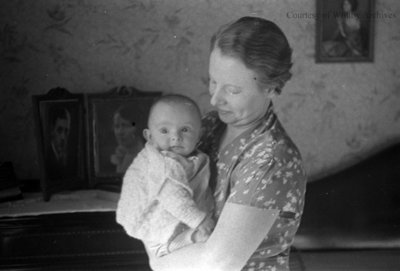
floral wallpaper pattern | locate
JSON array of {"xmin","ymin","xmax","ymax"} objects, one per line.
[{"xmin": 0, "ymin": 0, "xmax": 399, "ymax": 181}]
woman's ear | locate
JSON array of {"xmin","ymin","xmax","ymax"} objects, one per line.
[
  {"xmin": 263, "ymin": 87, "xmax": 276, "ymax": 99},
  {"xmin": 143, "ymin": 129, "xmax": 151, "ymax": 142}
]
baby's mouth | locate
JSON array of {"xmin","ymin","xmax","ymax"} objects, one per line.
[{"xmin": 169, "ymin": 146, "xmax": 184, "ymax": 152}]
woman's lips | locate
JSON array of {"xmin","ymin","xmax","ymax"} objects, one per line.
[{"xmin": 218, "ymin": 109, "xmax": 231, "ymax": 115}]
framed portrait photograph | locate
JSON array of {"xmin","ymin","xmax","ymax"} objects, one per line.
[
  {"xmin": 32, "ymin": 88, "xmax": 87, "ymax": 201},
  {"xmin": 86, "ymin": 86, "xmax": 161, "ymax": 191},
  {"xmin": 316, "ymin": 0, "xmax": 375, "ymax": 63}
]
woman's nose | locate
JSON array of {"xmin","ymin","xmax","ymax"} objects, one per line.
[{"xmin": 210, "ymin": 88, "xmax": 225, "ymax": 107}]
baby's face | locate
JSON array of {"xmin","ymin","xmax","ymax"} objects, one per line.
[{"xmin": 146, "ymin": 102, "xmax": 201, "ymax": 156}]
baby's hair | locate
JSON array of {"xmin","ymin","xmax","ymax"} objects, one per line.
[{"xmin": 148, "ymin": 94, "xmax": 202, "ymax": 125}]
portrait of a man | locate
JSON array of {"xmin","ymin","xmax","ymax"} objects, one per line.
[
  {"xmin": 44, "ymin": 104, "xmax": 78, "ymax": 180},
  {"xmin": 33, "ymin": 89, "xmax": 86, "ymax": 200}
]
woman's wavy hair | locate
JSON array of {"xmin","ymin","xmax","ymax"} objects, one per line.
[{"xmin": 210, "ymin": 16, "xmax": 293, "ymax": 95}]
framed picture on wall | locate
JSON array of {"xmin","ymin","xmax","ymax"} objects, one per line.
[
  {"xmin": 32, "ymin": 88, "xmax": 87, "ymax": 201},
  {"xmin": 316, "ymin": 0, "xmax": 375, "ymax": 63},
  {"xmin": 86, "ymin": 86, "xmax": 161, "ymax": 191}
]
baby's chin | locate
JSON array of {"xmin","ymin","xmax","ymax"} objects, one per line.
[{"xmin": 167, "ymin": 146, "xmax": 192, "ymax": 156}]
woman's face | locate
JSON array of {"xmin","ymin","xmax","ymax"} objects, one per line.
[
  {"xmin": 208, "ymin": 48, "xmax": 272, "ymax": 128},
  {"xmin": 113, "ymin": 113, "xmax": 136, "ymax": 147},
  {"xmin": 343, "ymin": 0, "xmax": 352, "ymax": 13}
]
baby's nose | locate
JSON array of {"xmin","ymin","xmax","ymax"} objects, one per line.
[{"xmin": 171, "ymin": 133, "xmax": 182, "ymax": 142}]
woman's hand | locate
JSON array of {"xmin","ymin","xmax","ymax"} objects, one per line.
[
  {"xmin": 162, "ymin": 151, "xmax": 195, "ymax": 175},
  {"xmin": 193, "ymin": 215, "xmax": 215, "ymax": 242}
]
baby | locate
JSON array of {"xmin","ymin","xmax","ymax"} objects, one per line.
[{"xmin": 116, "ymin": 94, "xmax": 215, "ymax": 257}]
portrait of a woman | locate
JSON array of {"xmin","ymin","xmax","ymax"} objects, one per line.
[
  {"xmin": 318, "ymin": 0, "xmax": 377, "ymax": 63},
  {"xmin": 110, "ymin": 105, "xmax": 144, "ymax": 174},
  {"xmin": 322, "ymin": 0, "xmax": 365, "ymax": 58}
]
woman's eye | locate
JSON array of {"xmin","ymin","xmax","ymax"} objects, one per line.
[
  {"xmin": 160, "ymin": 128, "xmax": 168, "ymax": 134},
  {"xmin": 209, "ymin": 79, "xmax": 217, "ymax": 95},
  {"xmin": 224, "ymin": 85, "xmax": 241, "ymax": 95}
]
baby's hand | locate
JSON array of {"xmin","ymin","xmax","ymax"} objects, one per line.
[
  {"xmin": 192, "ymin": 216, "xmax": 215, "ymax": 242},
  {"xmin": 162, "ymin": 151, "xmax": 194, "ymax": 174},
  {"xmin": 162, "ymin": 151, "xmax": 185, "ymax": 162}
]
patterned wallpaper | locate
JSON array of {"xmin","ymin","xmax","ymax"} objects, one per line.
[{"xmin": 1, "ymin": 0, "xmax": 399, "ymax": 181}]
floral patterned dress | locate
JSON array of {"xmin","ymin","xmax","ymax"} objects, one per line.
[{"xmin": 198, "ymin": 104, "xmax": 307, "ymax": 271}]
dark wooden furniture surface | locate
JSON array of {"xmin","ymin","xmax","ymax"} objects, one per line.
[
  {"xmin": 0, "ymin": 212, "xmax": 150, "ymax": 270},
  {"xmin": 0, "ymin": 211, "xmax": 306, "ymax": 271}
]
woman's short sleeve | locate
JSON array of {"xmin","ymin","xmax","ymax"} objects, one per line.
[{"xmin": 228, "ymin": 140, "xmax": 307, "ymax": 216}]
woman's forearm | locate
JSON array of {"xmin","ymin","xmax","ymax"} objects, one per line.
[{"xmin": 147, "ymin": 203, "xmax": 278, "ymax": 271}]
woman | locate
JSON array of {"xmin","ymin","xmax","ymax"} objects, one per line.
[
  {"xmin": 322, "ymin": 0, "xmax": 364, "ymax": 57},
  {"xmin": 110, "ymin": 105, "xmax": 144, "ymax": 174},
  {"xmin": 147, "ymin": 16, "xmax": 307, "ymax": 271}
]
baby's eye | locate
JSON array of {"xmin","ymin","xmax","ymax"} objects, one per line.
[
  {"xmin": 160, "ymin": 128, "xmax": 168, "ymax": 134},
  {"xmin": 181, "ymin": 127, "xmax": 190, "ymax": 133},
  {"xmin": 224, "ymin": 85, "xmax": 241, "ymax": 95}
]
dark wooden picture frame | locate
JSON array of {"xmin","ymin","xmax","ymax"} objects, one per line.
[
  {"xmin": 316, "ymin": 0, "xmax": 375, "ymax": 63},
  {"xmin": 86, "ymin": 86, "xmax": 161, "ymax": 191},
  {"xmin": 32, "ymin": 88, "xmax": 87, "ymax": 201}
]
